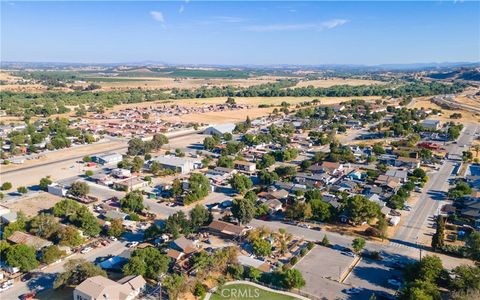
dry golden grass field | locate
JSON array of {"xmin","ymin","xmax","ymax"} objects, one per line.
[
  {"xmin": 295, "ymin": 78, "xmax": 386, "ymax": 88},
  {"xmin": 412, "ymin": 98, "xmax": 480, "ymax": 123}
]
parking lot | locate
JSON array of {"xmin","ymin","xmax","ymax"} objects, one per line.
[
  {"xmin": 294, "ymin": 246, "xmax": 355, "ymax": 299},
  {"xmin": 344, "ymin": 258, "xmax": 399, "ymax": 299}
]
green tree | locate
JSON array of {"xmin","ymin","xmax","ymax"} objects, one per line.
[
  {"xmin": 282, "ymin": 269, "xmax": 306, "ymax": 289},
  {"xmin": 1, "ymin": 182, "xmax": 12, "ymax": 191},
  {"xmin": 107, "ymin": 218, "xmax": 125, "ymax": 237},
  {"xmin": 6, "ymin": 244, "xmax": 39, "ymax": 272},
  {"xmin": 39, "ymin": 176, "xmax": 53, "ymax": 191},
  {"xmin": 431, "ymin": 216, "xmax": 445, "ymax": 251},
  {"xmin": 257, "ymin": 153, "xmax": 276, "ymax": 169},
  {"xmin": 229, "ymin": 173, "xmax": 253, "ymax": 194},
  {"xmin": 321, "ymin": 235, "xmax": 330, "ymax": 246},
  {"xmin": 40, "ymin": 245, "xmax": 66, "ymax": 264},
  {"xmin": 84, "ymin": 170, "xmax": 94, "ymax": 177},
  {"xmin": 346, "ymin": 195, "xmax": 381, "ymax": 225},
  {"xmin": 52, "ymin": 199, "xmax": 82, "ymax": 218},
  {"xmin": 54, "ymin": 259, "xmax": 106, "ymax": 289},
  {"xmin": 2, "ymin": 212, "xmax": 27, "ymax": 239},
  {"xmin": 55, "ymin": 226, "xmax": 84, "ymax": 247},
  {"xmin": 309, "ymin": 199, "xmax": 332, "ymax": 222},
  {"xmin": 29, "ymin": 213, "xmax": 59, "ymax": 239},
  {"xmin": 68, "ymin": 181, "xmax": 89, "ymax": 198},
  {"xmin": 122, "ymin": 256, "xmax": 146, "ymax": 277},
  {"xmin": 285, "ymin": 201, "xmax": 312, "ymax": 221},
  {"xmin": 217, "ymin": 155, "xmax": 234, "ymax": 168},
  {"xmin": 232, "ymin": 198, "xmax": 255, "ymax": 225},
  {"xmin": 245, "ymin": 267, "xmax": 262, "ymax": 282},
  {"xmin": 252, "ymin": 238, "xmax": 272, "ymax": 257},
  {"xmin": 131, "ymin": 156, "xmax": 144, "ymax": 173},
  {"xmin": 183, "ymin": 173, "xmax": 210, "ymax": 205},
  {"xmin": 352, "ymin": 237, "xmax": 366, "ymax": 253},
  {"xmin": 17, "ymin": 186, "xmax": 28, "ymax": 194},
  {"xmin": 449, "ymin": 265, "xmax": 480, "ymax": 293},
  {"xmin": 203, "ymin": 136, "xmax": 217, "ymax": 150},
  {"xmin": 171, "ymin": 178, "xmax": 183, "ymax": 197},
  {"xmin": 189, "ymin": 204, "xmax": 211, "ymax": 230},
  {"xmin": 120, "ymin": 190, "xmax": 145, "ymax": 213},
  {"xmin": 465, "ymin": 231, "xmax": 480, "ymax": 262},
  {"xmin": 163, "ymin": 274, "xmax": 186, "ymax": 300},
  {"xmin": 258, "ymin": 170, "xmax": 279, "ymax": 185}
]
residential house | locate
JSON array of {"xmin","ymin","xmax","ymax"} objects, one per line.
[
  {"xmin": 237, "ymin": 255, "xmax": 272, "ymax": 273},
  {"xmin": 264, "ymin": 199, "xmax": 283, "ymax": 214},
  {"xmin": 111, "ymin": 168, "xmax": 132, "ymax": 178},
  {"xmin": 308, "ymin": 161, "xmax": 344, "ymax": 176},
  {"xmin": 207, "ymin": 220, "xmax": 246, "ymax": 238},
  {"xmin": 169, "ymin": 236, "xmax": 198, "ymax": 256},
  {"xmin": 233, "ymin": 160, "xmax": 256, "ymax": 173},
  {"xmin": 421, "ymin": 119, "xmax": 441, "ymax": 130},
  {"xmin": 395, "ymin": 157, "xmax": 420, "ymax": 169},
  {"xmin": 7, "ymin": 231, "xmax": 52, "ymax": 250},
  {"xmin": 295, "ymin": 172, "xmax": 334, "ymax": 188},
  {"xmin": 73, "ymin": 275, "xmax": 146, "ymax": 300},
  {"xmin": 273, "ymin": 181, "xmax": 307, "ymax": 194},
  {"xmin": 104, "ymin": 210, "xmax": 129, "ymax": 221},
  {"xmin": 385, "ymin": 169, "xmax": 408, "ymax": 183},
  {"xmin": 113, "ymin": 177, "xmax": 148, "ymax": 192},
  {"xmin": 266, "ymin": 189, "xmax": 289, "ymax": 202}
]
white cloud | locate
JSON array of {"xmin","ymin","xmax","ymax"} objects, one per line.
[
  {"xmin": 150, "ymin": 11, "xmax": 166, "ymax": 28},
  {"xmin": 321, "ymin": 19, "xmax": 348, "ymax": 29},
  {"xmin": 245, "ymin": 18, "xmax": 348, "ymax": 32}
]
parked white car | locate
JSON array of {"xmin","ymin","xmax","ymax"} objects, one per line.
[
  {"xmin": 80, "ymin": 246, "xmax": 93, "ymax": 254},
  {"xmin": 126, "ymin": 241, "xmax": 139, "ymax": 248}
]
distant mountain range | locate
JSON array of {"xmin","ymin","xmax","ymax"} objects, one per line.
[{"xmin": 2, "ymin": 61, "xmax": 479, "ymax": 73}]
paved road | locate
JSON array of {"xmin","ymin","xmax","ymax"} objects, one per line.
[
  {"xmin": 0, "ymin": 130, "xmax": 200, "ymax": 177},
  {"xmin": 391, "ymin": 123, "xmax": 479, "ymax": 248}
]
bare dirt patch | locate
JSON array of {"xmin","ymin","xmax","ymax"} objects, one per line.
[{"xmin": 5, "ymin": 192, "xmax": 63, "ymax": 217}]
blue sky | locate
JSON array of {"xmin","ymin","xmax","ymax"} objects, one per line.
[{"xmin": 1, "ymin": 1, "xmax": 479, "ymax": 65}]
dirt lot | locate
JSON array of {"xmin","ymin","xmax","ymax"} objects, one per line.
[
  {"xmin": 5, "ymin": 192, "xmax": 63, "ymax": 217},
  {"xmin": 411, "ymin": 99, "xmax": 480, "ymax": 123},
  {"xmin": 295, "ymin": 78, "xmax": 386, "ymax": 88}
]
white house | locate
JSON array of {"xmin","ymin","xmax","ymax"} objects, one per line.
[
  {"xmin": 48, "ymin": 183, "xmax": 68, "ymax": 197},
  {"xmin": 73, "ymin": 275, "xmax": 146, "ymax": 300}
]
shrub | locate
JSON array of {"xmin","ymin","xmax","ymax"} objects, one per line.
[
  {"xmin": 307, "ymin": 241, "xmax": 315, "ymax": 250},
  {"xmin": 290, "ymin": 257, "xmax": 298, "ymax": 265},
  {"xmin": 300, "ymin": 248, "xmax": 307, "ymax": 257}
]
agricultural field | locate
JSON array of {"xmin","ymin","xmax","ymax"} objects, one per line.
[{"xmin": 89, "ymin": 76, "xmax": 287, "ymax": 91}]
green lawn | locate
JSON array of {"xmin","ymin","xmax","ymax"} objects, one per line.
[{"xmin": 211, "ymin": 283, "xmax": 299, "ymax": 300}]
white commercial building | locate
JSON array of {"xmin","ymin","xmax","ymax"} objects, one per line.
[
  {"xmin": 203, "ymin": 123, "xmax": 236, "ymax": 135},
  {"xmin": 149, "ymin": 155, "xmax": 201, "ymax": 174}
]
